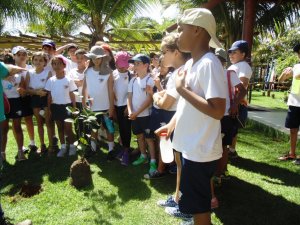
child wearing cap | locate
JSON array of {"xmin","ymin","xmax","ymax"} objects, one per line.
[
  {"xmin": 278, "ymin": 44, "xmax": 300, "ymax": 165},
  {"xmin": 156, "ymin": 8, "xmax": 226, "ymax": 225},
  {"xmin": 82, "ymin": 46, "xmax": 115, "ymax": 160},
  {"xmin": 227, "ymin": 40, "xmax": 253, "ymax": 158},
  {"xmin": 127, "ymin": 54, "xmax": 157, "ymax": 175},
  {"xmin": 12, "ymin": 46, "xmax": 37, "ymax": 152},
  {"xmin": 113, "ymin": 51, "xmax": 132, "ymax": 166},
  {"xmin": 45, "ymin": 56, "xmax": 77, "ymax": 157}
]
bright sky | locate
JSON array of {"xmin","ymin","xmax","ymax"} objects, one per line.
[{"xmin": 3, "ymin": 3, "xmax": 179, "ymax": 35}]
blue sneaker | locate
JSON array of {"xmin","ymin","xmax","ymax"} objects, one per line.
[
  {"xmin": 157, "ymin": 196, "xmax": 178, "ymax": 207},
  {"xmin": 165, "ymin": 206, "xmax": 192, "ymax": 219}
]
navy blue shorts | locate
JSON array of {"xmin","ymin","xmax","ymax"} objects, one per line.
[
  {"xmin": 50, "ymin": 103, "xmax": 72, "ymax": 121},
  {"xmin": 6, "ymin": 97, "xmax": 23, "ymax": 119},
  {"xmin": 285, "ymin": 105, "xmax": 300, "ymax": 129},
  {"xmin": 131, "ymin": 116, "xmax": 154, "ymax": 138},
  {"xmin": 221, "ymin": 115, "xmax": 235, "ymax": 146},
  {"xmin": 179, "ymin": 158, "xmax": 217, "ymax": 214},
  {"xmin": 31, "ymin": 95, "xmax": 48, "ymax": 109},
  {"xmin": 21, "ymin": 96, "xmax": 33, "ymax": 117},
  {"xmin": 149, "ymin": 107, "xmax": 175, "ymax": 131}
]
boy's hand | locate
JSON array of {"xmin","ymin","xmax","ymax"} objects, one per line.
[
  {"xmin": 37, "ymin": 89, "xmax": 47, "ymax": 97},
  {"xmin": 17, "ymin": 87, "xmax": 27, "ymax": 97},
  {"xmin": 128, "ymin": 112, "xmax": 138, "ymax": 120},
  {"xmin": 155, "ymin": 122, "xmax": 175, "ymax": 140},
  {"xmin": 175, "ymin": 69, "xmax": 187, "ymax": 90}
]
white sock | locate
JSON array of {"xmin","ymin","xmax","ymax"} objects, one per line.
[
  {"xmin": 141, "ymin": 153, "xmax": 147, "ymax": 158},
  {"xmin": 108, "ymin": 142, "xmax": 114, "ymax": 152},
  {"xmin": 91, "ymin": 140, "xmax": 97, "ymax": 151},
  {"xmin": 150, "ymin": 159, "xmax": 156, "ymax": 163},
  {"xmin": 61, "ymin": 144, "xmax": 66, "ymax": 149},
  {"xmin": 30, "ymin": 140, "xmax": 35, "ymax": 146}
]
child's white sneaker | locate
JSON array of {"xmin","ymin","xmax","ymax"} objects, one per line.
[
  {"xmin": 69, "ymin": 145, "xmax": 77, "ymax": 156},
  {"xmin": 57, "ymin": 147, "xmax": 67, "ymax": 157}
]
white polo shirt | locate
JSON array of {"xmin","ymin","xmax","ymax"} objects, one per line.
[
  {"xmin": 45, "ymin": 76, "xmax": 77, "ymax": 104},
  {"xmin": 164, "ymin": 67, "xmax": 182, "ymax": 111},
  {"xmin": 113, "ymin": 70, "xmax": 130, "ymax": 107},
  {"xmin": 28, "ymin": 69, "xmax": 49, "ymax": 90},
  {"xmin": 85, "ymin": 67, "xmax": 111, "ymax": 111},
  {"xmin": 128, "ymin": 74, "xmax": 154, "ymax": 117},
  {"xmin": 172, "ymin": 53, "xmax": 226, "ymax": 162},
  {"xmin": 228, "ymin": 61, "xmax": 252, "ymax": 80},
  {"xmin": 68, "ymin": 68, "xmax": 84, "ymax": 103}
]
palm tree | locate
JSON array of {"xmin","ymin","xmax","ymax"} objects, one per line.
[
  {"xmin": 0, "ymin": 0, "xmax": 37, "ymax": 34},
  {"xmin": 38, "ymin": 0, "xmax": 159, "ymax": 46},
  {"xmin": 162, "ymin": 0, "xmax": 300, "ymax": 50}
]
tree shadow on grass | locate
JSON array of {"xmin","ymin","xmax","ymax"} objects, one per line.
[
  {"xmin": 1, "ymin": 152, "xmax": 75, "ymax": 192},
  {"xmin": 231, "ymin": 157, "xmax": 300, "ymax": 187},
  {"xmin": 81, "ymin": 189, "xmax": 122, "ymax": 225},
  {"xmin": 214, "ymin": 177, "xmax": 300, "ymax": 225},
  {"xmin": 89, "ymin": 150, "xmax": 152, "ymax": 203}
]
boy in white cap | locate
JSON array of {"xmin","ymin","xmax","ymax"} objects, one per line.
[{"xmin": 156, "ymin": 8, "xmax": 226, "ymax": 225}]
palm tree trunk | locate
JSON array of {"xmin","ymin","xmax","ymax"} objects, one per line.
[{"xmin": 242, "ymin": 0, "xmax": 257, "ymax": 62}]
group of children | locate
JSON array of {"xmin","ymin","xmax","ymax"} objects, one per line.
[{"xmin": 0, "ymin": 8, "xmax": 256, "ymax": 225}]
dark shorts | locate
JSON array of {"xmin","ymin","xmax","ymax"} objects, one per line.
[
  {"xmin": 132, "ymin": 116, "xmax": 154, "ymax": 138},
  {"xmin": 149, "ymin": 107, "xmax": 176, "ymax": 131},
  {"xmin": 21, "ymin": 95, "xmax": 33, "ymax": 117},
  {"xmin": 75, "ymin": 102, "xmax": 83, "ymax": 111},
  {"xmin": 50, "ymin": 103, "xmax": 72, "ymax": 121},
  {"xmin": 285, "ymin": 105, "xmax": 300, "ymax": 129},
  {"xmin": 236, "ymin": 104, "xmax": 248, "ymax": 128},
  {"xmin": 179, "ymin": 158, "xmax": 217, "ymax": 214},
  {"xmin": 31, "ymin": 95, "xmax": 48, "ymax": 109},
  {"xmin": 6, "ymin": 97, "xmax": 23, "ymax": 119},
  {"xmin": 221, "ymin": 116, "xmax": 235, "ymax": 146}
]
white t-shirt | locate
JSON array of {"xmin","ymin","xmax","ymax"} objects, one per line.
[
  {"xmin": 172, "ymin": 53, "xmax": 226, "ymax": 162},
  {"xmin": 28, "ymin": 69, "xmax": 49, "ymax": 90},
  {"xmin": 287, "ymin": 63, "xmax": 300, "ymax": 107},
  {"xmin": 65, "ymin": 58, "xmax": 78, "ymax": 74},
  {"xmin": 68, "ymin": 68, "xmax": 84, "ymax": 103},
  {"xmin": 2, "ymin": 74, "xmax": 22, "ymax": 98},
  {"xmin": 113, "ymin": 70, "xmax": 130, "ymax": 107},
  {"xmin": 224, "ymin": 69, "xmax": 241, "ymax": 115},
  {"xmin": 128, "ymin": 74, "xmax": 154, "ymax": 117},
  {"xmin": 228, "ymin": 61, "xmax": 252, "ymax": 80},
  {"xmin": 85, "ymin": 67, "xmax": 111, "ymax": 111},
  {"xmin": 45, "ymin": 76, "xmax": 77, "ymax": 104},
  {"xmin": 164, "ymin": 67, "xmax": 182, "ymax": 111}
]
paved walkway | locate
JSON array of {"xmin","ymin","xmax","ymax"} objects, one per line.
[{"xmin": 248, "ymin": 105, "xmax": 300, "ymax": 137}]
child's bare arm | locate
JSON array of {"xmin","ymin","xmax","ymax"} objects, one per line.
[
  {"xmin": 108, "ymin": 73, "xmax": 115, "ymax": 117},
  {"xmin": 81, "ymin": 76, "xmax": 87, "ymax": 108},
  {"xmin": 69, "ymin": 91, "xmax": 76, "ymax": 108}
]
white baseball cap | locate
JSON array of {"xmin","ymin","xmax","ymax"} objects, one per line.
[
  {"xmin": 12, "ymin": 46, "xmax": 27, "ymax": 55},
  {"xmin": 178, "ymin": 8, "xmax": 222, "ymax": 49}
]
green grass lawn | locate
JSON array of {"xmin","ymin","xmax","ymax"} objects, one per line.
[
  {"xmin": 1, "ymin": 122, "xmax": 300, "ymax": 225},
  {"xmin": 249, "ymin": 90, "xmax": 288, "ymax": 111}
]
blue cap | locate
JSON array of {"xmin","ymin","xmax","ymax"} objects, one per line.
[
  {"xmin": 128, "ymin": 54, "xmax": 150, "ymax": 64},
  {"xmin": 42, "ymin": 39, "xmax": 56, "ymax": 49},
  {"xmin": 228, "ymin": 40, "xmax": 249, "ymax": 53}
]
